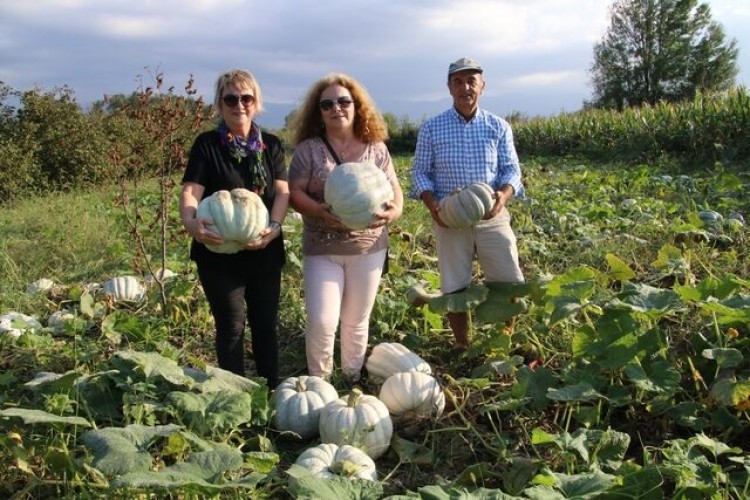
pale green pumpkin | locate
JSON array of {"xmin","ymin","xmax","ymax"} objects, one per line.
[
  {"xmin": 196, "ymin": 188, "xmax": 269, "ymax": 253},
  {"xmin": 324, "ymin": 162, "xmax": 394, "ymax": 230},
  {"xmin": 438, "ymin": 182, "xmax": 495, "ymax": 228}
]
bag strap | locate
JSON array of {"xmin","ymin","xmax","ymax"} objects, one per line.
[{"xmin": 320, "ymin": 136, "xmax": 343, "ymax": 165}]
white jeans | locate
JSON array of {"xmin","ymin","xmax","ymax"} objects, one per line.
[{"xmin": 303, "ymin": 249, "xmax": 387, "ymax": 378}]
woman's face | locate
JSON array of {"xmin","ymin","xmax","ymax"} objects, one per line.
[
  {"xmin": 220, "ymin": 83, "xmax": 256, "ymax": 135},
  {"xmin": 319, "ymin": 84, "xmax": 355, "ymax": 134}
]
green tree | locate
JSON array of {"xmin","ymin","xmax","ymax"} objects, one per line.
[{"xmin": 590, "ymin": 0, "xmax": 739, "ymax": 110}]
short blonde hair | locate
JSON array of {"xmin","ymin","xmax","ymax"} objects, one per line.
[
  {"xmin": 290, "ymin": 73, "xmax": 388, "ymax": 145},
  {"xmin": 213, "ymin": 69, "xmax": 264, "ymax": 114}
]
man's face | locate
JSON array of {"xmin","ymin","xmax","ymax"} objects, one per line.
[{"xmin": 448, "ymin": 70, "xmax": 485, "ymax": 114}]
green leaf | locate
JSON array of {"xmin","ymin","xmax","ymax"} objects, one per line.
[
  {"xmin": 515, "ymin": 365, "xmax": 556, "ymax": 409},
  {"xmin": 112, "ymin": 349, "xmax": 192, "ymax": 387},
  {"xmin": 427, "ymin": 284, "xmax": 487, "ymax": 313},
  {"xmin": 390, "ymin": 434, "xmax": 433, "ymax": 464},
  {"xmin": 112, "ymin": 444, "xmax": 263, "ymax": 491},
  {"xmin": 167, "ymin": 390, "xmax": 255, "ymax": 436},
  {"xmin": 528, "ymin": 470, "xmax": 616, "ymax": 499},
  {"xmin": 605, "ymin": 253, "xmax": 636, "ymax": 282},
  {"xmin": 475, "ymin": 282, "xmax": 531, "ymax": 324},
  {"xmin": 82, "ymin": 424, "xmax": 182, "ymax": 476},
  {"xmin": 710, "ymin": 377, "xmax": 750, "ymax": 407},
  {"xmin": 503, "ymin": 457, "xmax": 542, "ymax": 496},
  {"xmin": 702, "ymin": 348, "xmax": 744, "ymax": 369},
  {"xmin": 547, "ymin": 383, "xmax": 605, "ymax": 402},
  {"xmin": 624, "ymin": 359, "xmax": 680, "ymax": 394},
  {"xmin": 614, "ymin": 282, "xmax": 682, "ymax": 314},
  {"xmin": 0, "ymin": 408, "xmax": 91, "ymax": 427},
  {"xmin": 184, "ymin": 365, "xmax": 263, "ymax": 393}
]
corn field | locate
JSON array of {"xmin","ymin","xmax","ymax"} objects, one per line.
[{"xmin": 514, "ymin": 86, "xmax": 750, "ymax": 165}]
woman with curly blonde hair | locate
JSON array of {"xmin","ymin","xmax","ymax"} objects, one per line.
[{"xmin": 288, "ymin": 73, "xmax": 403, "ymax": 385}]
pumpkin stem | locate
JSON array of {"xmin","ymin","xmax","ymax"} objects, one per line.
[
  {"xmin": 330, "ymin": 459, "xmax": 360, "ymax": 477},
  {"xmin": 347, "ymin": 388, "xmax": 362, "ymax": 407},
  {"xmin": 295, "ymin": 378, "xmax": 306, "ymax": 392}
]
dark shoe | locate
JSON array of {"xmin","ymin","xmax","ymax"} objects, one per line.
[{"xmin": 451, "ymin": 343, "xmax": 468, "ymax": 356}]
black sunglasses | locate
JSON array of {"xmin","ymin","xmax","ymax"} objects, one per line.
[
  {"xmin": 222, "ymin": 94, "xmax": 255, "ymax": 107},
  {"xmin": 319, "ymin": 97, "xmax": 354, "ymax": 111}
]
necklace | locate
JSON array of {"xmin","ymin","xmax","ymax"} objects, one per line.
[{"xmin": 327, "ymin": 136, "xmax": 360, "ymax": 161}]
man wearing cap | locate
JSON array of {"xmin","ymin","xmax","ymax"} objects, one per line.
[{"xmin": 410, "ymin": 57, "xmax": 525, "ymax": 353}]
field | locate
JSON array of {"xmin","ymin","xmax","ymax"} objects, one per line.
[{"xmin": 0, "ymin": 154, "xmax": 748, "ymax": 498}]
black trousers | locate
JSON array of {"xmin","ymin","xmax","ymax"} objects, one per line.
[{"xmin": 197, "ymin": 262, "xmax": 281, "ymax": 388}]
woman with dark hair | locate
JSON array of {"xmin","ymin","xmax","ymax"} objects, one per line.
[
  {"xmin": 288, "ymin": 73, "xmax": 403, "ymax": 384},
  {"xmin": 179, "ymin": 69, "xmax": 288, "ymax": 389}
]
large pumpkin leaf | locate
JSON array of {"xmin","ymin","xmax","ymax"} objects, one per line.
[
  {"xmin": 525, "ymin": 470, "xmax": 616, "ymax": 499},
  {"xmin": 82, "ymin": 423, "xmax": 182, "ymax": 476},
  {"xmin": 0, "ymin": 408, "xmax": 91, "ymax": 427},
  {"xmin": 109, "ymin": 444, "xmax": 261, "ymax": 491},
  {"xmin": 112, "ymin": 350, "xmax": 193, "ymax": 387},
  {"xmin": 546, "ymin": 382, "xmax": 605, "ymax": 403},
  {"xmin": 184, "ymin": 365, "xmax": 262, "ymax": 393},
  {"xmin": 475, "ymin": 282, "xmax": 531, "ymax": 324},
  {"xmin": 166, "ymin": 390, "xmax": 256, "ymax": 436},
  {"xmin": 427, "ymin": 284, "xmax": 487, "ymax": 313}
]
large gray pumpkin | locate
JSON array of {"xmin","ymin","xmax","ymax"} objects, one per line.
[
  {"xmin": 196, "ymin": 188, "xmax": 269, "ymax": 253},
  {"xmin": 324, "ymin": 162, "xmax": 394, "ymax": 230},
  {"xmin": 438, "ymin": 182, "xmax": 495, "ymax": 228}
]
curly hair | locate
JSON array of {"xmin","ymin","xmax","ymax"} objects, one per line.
[
  {"xmin": 213, "ymin": 69, "xmax": 264, "ymax": 117},
  {"xmin": 290, "ymin": 73, "xmax": 388, "ymax": 145}
]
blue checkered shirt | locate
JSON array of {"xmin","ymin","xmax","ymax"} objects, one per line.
[{"xmin": 410, "ymin": 107, "xmax": 525, "ymax": 201}]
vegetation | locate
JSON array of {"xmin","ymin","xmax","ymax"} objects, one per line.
[
  {"xmin": 590, "ymin": 0, "xmax": 738, "ymax": 110},
  {"xmin": 0, "ymin": 70, "xmax": 748, "ymax": 497},
  {"xmin": 1, "ymin": 149, "xmax": 748, "ymax": 497}
]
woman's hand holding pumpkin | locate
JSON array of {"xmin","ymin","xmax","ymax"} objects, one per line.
[
  {"xmin": 370, "ymin": 201, "xmax": 402, "ymax": 228},
  {"xmin": 186, "ymin": 216, "xmax": 223, "ymax": 246},
  {"xmin": 317, "ymin": 202, "xmax": 347, "ymax": 230}
]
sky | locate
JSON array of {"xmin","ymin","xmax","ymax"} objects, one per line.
[{"xmin": 1, "ymin": 0, "xmax": 749, "ymax": 129}]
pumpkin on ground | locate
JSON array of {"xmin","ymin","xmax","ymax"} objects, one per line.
[
  {"xmin": 0, "ymin": 312, "xmax": 43, "ymax": 338},
  {"xmin": 318, "ymin": 388, "xmax": 393, "ymax": 459},
  {"xmin": 379, "ymin": 371, "xmax": 445, "ymax": 420},
  {"xmin": 196, "ymin": 188, "xmax": 269, "ymax": 254},
  {"xmin": 365, "ymin": 342, "xmax": 432, "ymax": 381},
  {"xmin": 26, "ymin": 278, "xmax": 55, "ymax": 295},
  {"xmin": 47, "ymin": 310, "xmax": 75, "ymax": 336},
  {"xmin": 272, "ymin": 376, "xmax": 339, "ymax": 439},
  {"xmin": 101, "ymin": 276, "xmax": 146, "ymax": 303},
  {"xmin": 438, "ymin": 182, "xmax": 495, "ymax": 229},
  {"xmin": 293, "ymin": 443, "xmax": 377, "ymax": 481},
  {"xmin": 324, "ymin": 162, "xmax": 394, "ymax": 230}
]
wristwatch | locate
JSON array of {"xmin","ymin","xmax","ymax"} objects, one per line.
[{"xmin": 269, "ymin": 220, "xmax": 282, "ymax": 232}]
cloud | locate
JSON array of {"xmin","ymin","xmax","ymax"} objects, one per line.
[{"xmin": 0, "ymin": 0, "xmax": 747, "ymax": 127}]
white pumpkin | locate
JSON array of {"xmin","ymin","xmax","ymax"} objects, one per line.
[
  {"xmin": 365, "ymin": 342, "xmax": 432, "ymax": 381},
  {"xmin": 272, "ymin": 376, "xmax": 339, "ymax": 439},
  {"xmin": 438, "ymin": 182, "xmax": 495, "ymax": 229},
  {"xmin": 294, "ymin": 443, "xmax": 377, "ymax": 481},
  {"xmin": 0, "ymin": 312, "xmax": 43, "ymax": 338},
  {"xmin": 318, "ymin": 388, "xmax": 393, "ymax": 459},
  {"xmin": 324, "ymin": 162, "xmax": 394, "ymax": 230},
  {"xmin": 379, "ymin": 371, "xmax": 445, "ymax": 419},
  {"xmin": 196, "ymin": 188, "xmax": 269, "ymax": 254},
  {"xmin": 26, "ymin": 278, "xmax": 55, "ymax": 295},
  {"xmin": 145, "ymin": 268, "xmax": 177, "ymax": 283},
  {"xmin": 47, "ymin": 310, "xmax": 75, "ymax": 336},
  {"xmin": 102, "ymin": 276, "xmax": 146, "ymax": 302}
]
